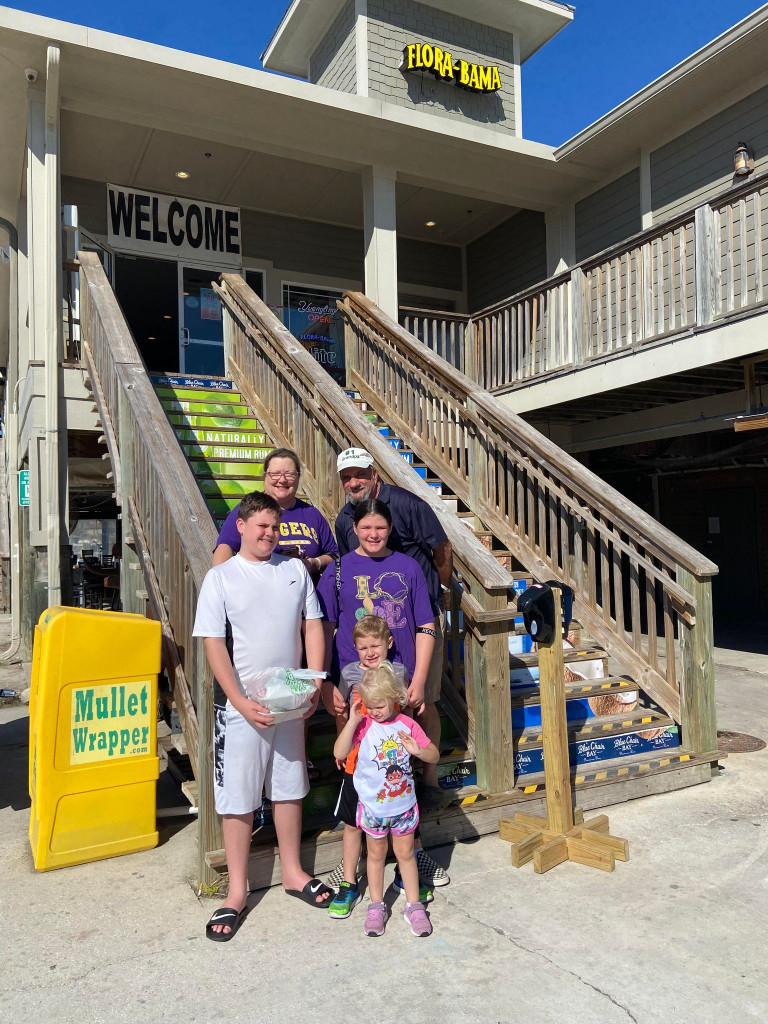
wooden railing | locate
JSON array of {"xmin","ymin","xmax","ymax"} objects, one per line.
[
  {"xmin": 405, "ymin": 172, "xmax": 768, "ymax": 392},
  {"xmin": 215, "ymin": 274, "xmax": 519, "ymax": 793},
  {"xmin": 340, "ymin": 292, "xmax": 719, "ymax": 757},
  {"xmin": 78, "ymin": 251, "xmax": 222, "ymax": 887},
  {"xmin": 398, "ymin": 307, "xmax": 470, "ymax": 370}
]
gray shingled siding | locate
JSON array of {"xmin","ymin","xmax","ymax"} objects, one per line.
[
  {"xmin": 367, "ymin": 0, "xmax": 516, "ymax": 135},
  {"xmin": 466, "ymin": 209, "xmax": 547, "ymax": 311},
  {"xmin": 63, "ymin": 175, "xmax": 459, "ymax": 290},
  {"xmin": 651, "ymin": 84, "xmax": 768, "ymax": 221},
  {"xmin": 309, "ymin": 0, "xmax": 357, "ymax": 94},
  {"xmin": 397, "ymin": 237, "xmax": 462, "ymax": 291},
  {"xmin": 575, "ymin": 168, "xmax": 641, "ymax": 262}
]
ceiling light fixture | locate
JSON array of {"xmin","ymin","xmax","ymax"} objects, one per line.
[
  {"xmin": 425, "ymin": 220, "xmax": 436, "ymax": 228},
  {"xmin": 163, "ymin": 315, "xmax": 172, "ymax": 319},
  {"xmin": 175, "ymin": 170, "xmax": 190, "ymax": 179}
]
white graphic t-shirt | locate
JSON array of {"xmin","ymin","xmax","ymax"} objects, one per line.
[{"xmin": 351, "ymin": 713, "xmax": 431, "ymax": 819}]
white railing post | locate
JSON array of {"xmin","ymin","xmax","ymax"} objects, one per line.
[
  {"xmin": 570, "ymin": 266, "xmax": 586, "ymax": 365},
  {"xmin": 694, "ymin": 204, "xmax": 717, "ymax": 327}
]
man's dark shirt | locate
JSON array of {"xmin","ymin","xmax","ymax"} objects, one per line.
[{"xmin": 334, "ymin": 482, "xmax": 447, "ymax": 615}]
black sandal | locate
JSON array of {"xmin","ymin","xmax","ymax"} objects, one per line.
[
  {"xmin": 285, "ymin": 878, "xmax": 333, "ymax": 907},
  {"xmin": 206, "ymin": 906, "xmax": 246, "ymax": 942}
]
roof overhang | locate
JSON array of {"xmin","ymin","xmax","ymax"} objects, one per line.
[
  {"xmin": 262, "ymin": 0, "xmax": 574, "ymax": 77},
  {"xmin": 556, "ymin": 4, "xmax": 768, "ymax": 175}
]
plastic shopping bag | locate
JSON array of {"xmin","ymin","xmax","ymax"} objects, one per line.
[{"xmin": 241, "ymin": 668, "xmax": 326, "ymax": 711}]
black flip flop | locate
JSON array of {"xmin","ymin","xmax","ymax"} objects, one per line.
[
  {"xmin": 285, "ymin": 878, "xmax": 333, "ymax": 907},
  {"xmin": 206, "ymin": 906, "xmax": 246, "ymax": 942}
]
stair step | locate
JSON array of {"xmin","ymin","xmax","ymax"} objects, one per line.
[
  {"xmin": 509, "ymin": 645, "xmax": 606, "ymax": 670},
  {"xmin": 515, "ymin": 708, "xmax": 672, "ymax": 749},
  {"xmin": 208, "ymin": 496, "xmax": 251, "ymax": 515},
  {"xmin": 167, "ymin": 413, "xmax": 263, "ymax": 430},
  {"xmin": 516, "ymin": 740, "xmax": 690, "ymax": 792},
  {"xmin": 510, "ymin": 675, "xmax": 636, "ymax": 705}
]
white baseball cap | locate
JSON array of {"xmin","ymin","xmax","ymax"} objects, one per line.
[{"xmin": 337, "ymin": 447, "xmax": 375, "ymax": 472}]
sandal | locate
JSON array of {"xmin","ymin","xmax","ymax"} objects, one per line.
[
  {"xmin": 285, "ymin": 878, "xmax": 333, "ymax": 907},
  {"xmin": 206, "ymin": 906, "xmax": 246, "ymax": 942}
]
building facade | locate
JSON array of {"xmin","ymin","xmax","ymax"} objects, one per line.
[{"xmin": 0, "ymin": 0, "xmax": 766, "ymax": 650}]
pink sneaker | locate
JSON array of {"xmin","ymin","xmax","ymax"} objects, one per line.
[
  {"xmin": 404, "ymin": 901, "xmax": 432, "ymax": 937},
  {"xmin": 364, "ymin": 901, "xmax": 388, "ymax": 937}
]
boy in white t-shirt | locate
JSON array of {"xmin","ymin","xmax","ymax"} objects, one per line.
[{"xmin": 193, "ymin": 491, "xmax": 331, "ymax": 940}]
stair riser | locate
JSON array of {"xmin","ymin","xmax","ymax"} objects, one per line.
[
  {"xmin": 177, "ymin": 430, "xmax": 269, "ymax": 445},
  {"xmin": 162, "ymin": 400, "xmax": 250, "ymax": 416},
  {"xmin": 190, "ymin": 462, "xmax": 265, "ymax": 478},
  {"xmin": 516, "ymin": 727, "xmax": 679, "ymax": 777},
  {"xmin": 156, "ymin": 387, "xmax": 243, "ymax": 404},
  {"xmin": 511, "ymin": 693, "xmax": 638, "ymax": 729},
  {"xmin": 183, "ymin": 444, "xmax": 272, "ymax": 461},
  {"xmin": 199, "ymin": 480, "xmax": 265, "ymax": 497}
]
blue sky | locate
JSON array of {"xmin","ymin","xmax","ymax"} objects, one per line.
[{"xmin": 10, "ymin": 0, "xmax": 763, "ymax": 145}]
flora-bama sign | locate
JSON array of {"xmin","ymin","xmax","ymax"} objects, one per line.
[
  {"xmin": 107, "ymin": 184, "xmax": 242, "ymax": 266},
  {"xmin": 400, "ymin": 43, "xmax": 501, "ymax": 93}
]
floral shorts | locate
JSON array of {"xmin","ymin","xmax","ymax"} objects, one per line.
[{"xmin": 356, "ymin": 801, "xmax": 420, "ymax": 838}]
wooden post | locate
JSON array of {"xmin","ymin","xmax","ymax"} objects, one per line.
[
  {"xmin": 570, "ymin": 266, "xmax": 586, "ymax": 366},
  {"xmin": 196, "ymin": 636, "xmax": 224, "ymax": 890},
  {"xmin": 467, "ymin": 397, "xmax": 485, "ymax": 516},
  {"xmin": 677, "ymin": 567, "xmax": 717, "ymax": 755},
  {"xmin": 342, "ymin": 310, "xmax": 358, "ymax": 390},
  {"xmin": 694, "ymin": 204, "xmax": 717, "ymax": 327},
  {"xmin": 501, "ymin": 582, "xmax": 629, "ymax": 874},
  {"xmin": 467, "ymin": 577, "xmax": 514, "ymax": 793},
  {"xmin": 537, "ymin": 586, "xmax": 574, "ymax": 834}
]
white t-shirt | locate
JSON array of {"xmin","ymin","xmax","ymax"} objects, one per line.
[
  {"xmin": 351, "ymin": 713, "xmax": 431, "ymax": 818},
  {"xmin": 193, "ymin": 553, "xmax": 323, "ymax": 702}
]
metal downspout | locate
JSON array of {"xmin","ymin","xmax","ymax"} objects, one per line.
[{"xmin": 0, "ymin": 215, "xmax": 20, "ymax": 661}]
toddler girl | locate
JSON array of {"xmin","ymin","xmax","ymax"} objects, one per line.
[{"xmin": 333, "ymin": 663, "xmax": 439, "ymax": 937}]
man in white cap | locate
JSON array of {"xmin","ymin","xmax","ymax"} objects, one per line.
[{"xmin": 328, "ymin": 447, "xmax": 453, "ymax": 887}]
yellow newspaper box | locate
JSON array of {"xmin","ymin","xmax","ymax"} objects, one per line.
[{"xmin": 29, "ymin": 606, "xmax": 162, "ymax": 871}]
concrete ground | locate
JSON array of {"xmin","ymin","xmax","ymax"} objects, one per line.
[{"xmin": 1, "ymin": 619, "xmax": 767, "ymax": 1024}]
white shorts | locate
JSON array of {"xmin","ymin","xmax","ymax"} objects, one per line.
[{"xmin": 213, "ymin": 704, "xmax": 309, "ymax": 816}]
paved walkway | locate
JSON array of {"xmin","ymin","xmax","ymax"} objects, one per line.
[{"xmin": 1, "ymin": 618, "xmax": 766, "ymax": 1024}]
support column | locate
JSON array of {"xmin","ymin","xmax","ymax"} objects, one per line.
[
  {"xmin": 26, "ymin": 46, "xmax": 65, "ymax": 612},
  {"xmin": 545, "ymin": 205, "xmax": 575, "ymax": 277},
  {"xmin": 362, "ymin": 166, "xmax": 399, "ymax": 319}
]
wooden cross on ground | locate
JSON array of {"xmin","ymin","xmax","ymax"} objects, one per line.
[{"xmin": 501, "ymin": 583, "xmax": 629, "ymax": 873}]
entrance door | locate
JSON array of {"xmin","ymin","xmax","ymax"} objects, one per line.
[{"xmin": 179, "ymin": 265, "xmax": 227, "ymax": 376}]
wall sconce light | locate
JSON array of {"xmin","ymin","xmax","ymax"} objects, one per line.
[{"xmin": 734, "ymin": 142, "xmax": 755, "ymax": 177}]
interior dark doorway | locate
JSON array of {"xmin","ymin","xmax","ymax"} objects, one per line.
[{"xmin": 114, "ymin": 255, "xmax": 180, "ymax": 373}]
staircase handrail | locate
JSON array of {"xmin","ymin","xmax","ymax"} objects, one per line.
[
  {"xmin": 78, "ymin": 251, "xmax": 221, "ymax": 885},
  {"xmin": 345, "ymin": 292, "xmax": 717, "ymax": 580},
  {"xmin": 340, "ymin": 290, "xmax": 719, "ymax": 752},
  {"xmin": 216, "ymin": 273, "xmax": 520, "ymax": 791}
]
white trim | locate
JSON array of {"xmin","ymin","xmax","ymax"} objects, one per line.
[
  {"xmin": 512, "ymin": 33, "xmax": 522, "ymax": 138},
  {"xmin": 354, "ymin": 0, "xmax": 368, "ymax": 98}
]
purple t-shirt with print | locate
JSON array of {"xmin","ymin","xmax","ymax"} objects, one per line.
[
  {"xmin": 316, "ymin": 549, "xmax": 433, "ymax": 677},
  {"xmin": 216, "ymin": 498, "xmax": 338, "ymax": 561}
]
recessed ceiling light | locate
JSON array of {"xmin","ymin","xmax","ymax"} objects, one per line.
[
  {"xmin": 175, "ymin": 170, "xmax": 190, "ymax": 179},
  {"xmin": 147, "ymin": 336, "xmax": 155, "ymax": 340},
  {"xmin": 163, "ymin": 315, "xmax": 172, "ymax": 319},
  {"xmin": 425, "ymin": 220, "xmax": 436, "ymax": 227}
]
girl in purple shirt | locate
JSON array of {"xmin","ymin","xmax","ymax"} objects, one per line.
[{"xmin": 317, "ymin": 498, "xmax": 435, "ymax": 715}]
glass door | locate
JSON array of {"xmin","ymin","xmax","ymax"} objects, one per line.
[{"xmin": 179, "ymin": 265, "xmax": 227, "ymax": 376}]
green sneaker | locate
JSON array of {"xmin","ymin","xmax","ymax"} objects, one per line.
[
  {"xmin": 392, "ymin": 873, "xmax": 434, "ymax": 904},
  {"xmin": 328, "ymin": 882, "xmax": 361, "ymax": 920}
]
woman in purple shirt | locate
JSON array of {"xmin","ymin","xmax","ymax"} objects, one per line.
[
  {"xmin": 212, "ymin": 448, "xmax": 338, "ymax": 578},
  {"xmin": 317, "ymin": 498, "xmax": 435, "ymax": 715}
]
